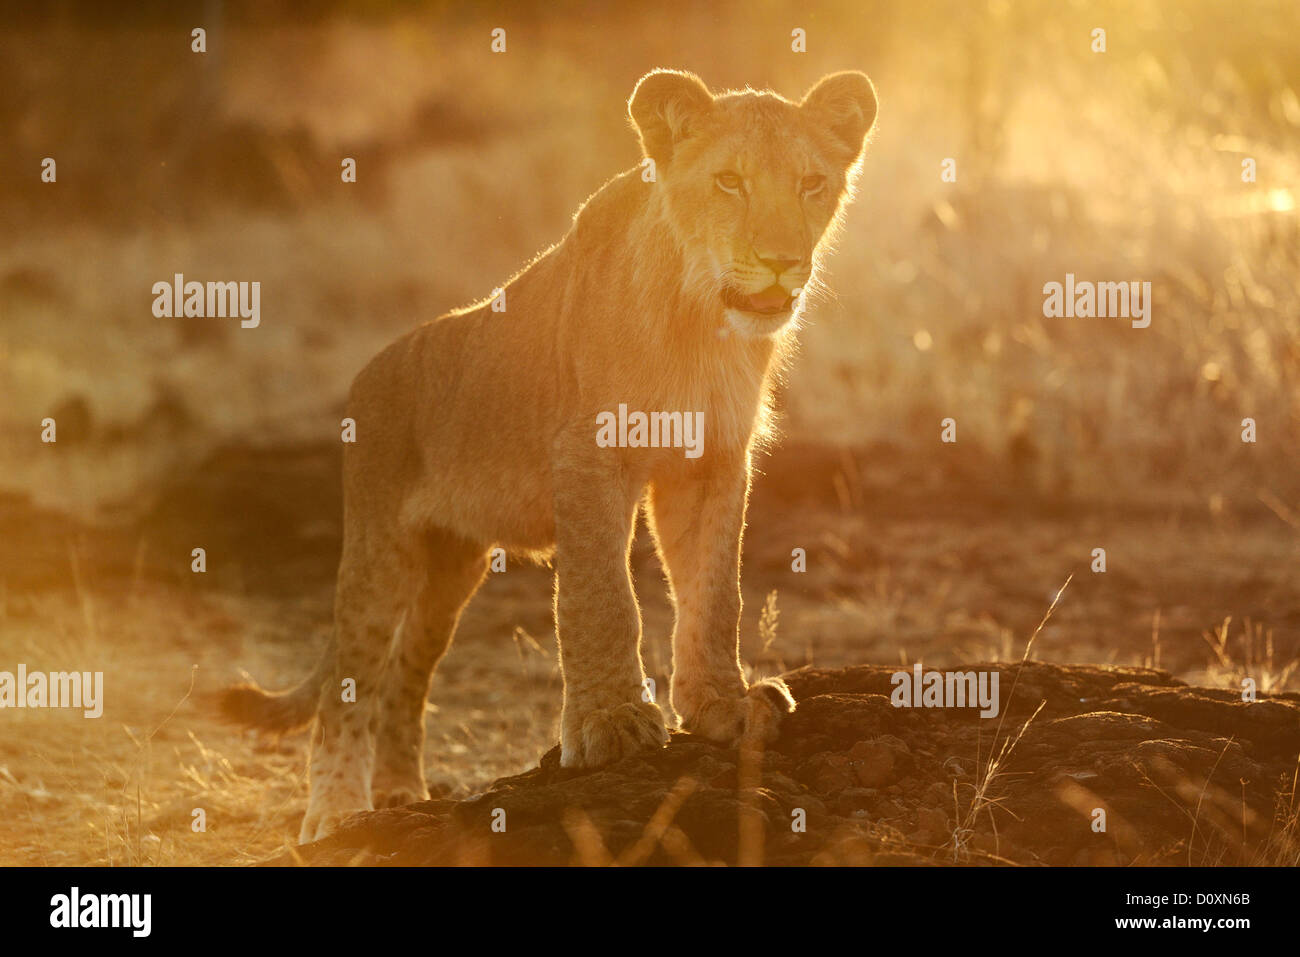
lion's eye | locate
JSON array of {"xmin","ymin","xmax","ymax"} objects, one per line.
[
  {"xmin": 715, "ymin": 172, "xmax": 744, "ymax": 194},
  {"xmin": 801, "ymin": 174, "xmax": 826, "ymax": 195}
]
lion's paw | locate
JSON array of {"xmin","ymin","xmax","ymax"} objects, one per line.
[
  {"xmin": 371, "ymin": 783, "xmax": 430, "ymax": 810},
  {"xmin": 677, "ymin": 677, "xmax": 796, "ymax": 747},
  {"xmin": 298, "ymin": 803, "xmax": 369, "ymax": 845},
  {"xmin": 560, "ymin": 700, "xmax": 669, "ymax": 768}
]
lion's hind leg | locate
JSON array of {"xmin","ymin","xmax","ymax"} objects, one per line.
[
  {"xmin": 370, "ymin": 531, "xmax": 489, "ymax": 809},
  {"xmin": 299, "ymin": 528, "xmax": 413, "ymax": 844}
]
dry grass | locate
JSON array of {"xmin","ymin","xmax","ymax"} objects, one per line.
[
  {"xmin": 1202, "ymin": 616, "xmax": 1300, "ymax": 694},
  {"xmin": 0, "ymin": 563, "xmax": 565, "ymax": 865},
  {"xmin": 947, "ymin": 576, "xmax": 1070, "ymax": 862},
  {"xmin": 3, "ymin": 1, "xmax": 1299, "ymax": 519},
  {"xmin": 1259, "ymin": 756, "xmax": 1300, "ymax": 866},
  {"xmin": 2, "ymin": 0, "xmax": 1298, "ymax": 867}
]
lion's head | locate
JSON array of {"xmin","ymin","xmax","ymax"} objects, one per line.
[{"xmin": 629, "ymin": 69, "xmax": 877, "ymax": 339}]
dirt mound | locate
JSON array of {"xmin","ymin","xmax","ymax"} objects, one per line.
[{"xmin": 276, "ymin": 662, "xmax": 1300, "ymax": 866}]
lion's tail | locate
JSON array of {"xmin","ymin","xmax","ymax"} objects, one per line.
[{"xmin": 217, "ymin": 639, "xmax": 332, "ymax": 735}]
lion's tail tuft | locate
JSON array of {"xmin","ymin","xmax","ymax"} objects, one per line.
[{"xmin": 216, "ymin": 641, "xmax": 332, "ymax": 735}]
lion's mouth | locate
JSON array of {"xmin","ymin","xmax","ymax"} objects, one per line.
[{"xmin": 721, "ymin": 284, "xmax": 795, "ymax": 316}]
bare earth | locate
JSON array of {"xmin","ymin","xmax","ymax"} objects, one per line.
[{"xmin": 0, "ymin": 439, "xmax": 1295, "ymax": 865}]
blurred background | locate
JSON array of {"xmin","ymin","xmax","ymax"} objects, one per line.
[
  {"xmin": 3, "ymin": 0, "xmax": 1299, "ymax": 510},
  {"xmin": 0, "ymin": 0, "xmax": 1297, "ymax": 864}
]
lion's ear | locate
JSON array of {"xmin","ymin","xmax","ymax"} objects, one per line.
[
  {"xmin": 629, "ymin": 69, "xmax": 714, "ymax": 166},
  {"xmin": 801, "ymin": 71, "xmax": 878, "ymax": 158}
]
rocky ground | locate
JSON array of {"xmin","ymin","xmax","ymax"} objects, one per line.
[
  {"xmin": 283, "ymin": 662, "xmax": 1300, "ymax": 866},
  {"xmin": 2, "ymin": 440, "xmax": 1296, "ymax": 866}
]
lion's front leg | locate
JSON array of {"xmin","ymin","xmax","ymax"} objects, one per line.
[
  {"xmin": 648, "ymin": 451, "xmax": 795, "ymax": 747},
  {"xmin": 552, "ymin": 436, "xmax": 667, "ymax": 768}
]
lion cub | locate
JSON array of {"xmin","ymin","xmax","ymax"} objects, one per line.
[{"xmin": 222, "ymin": 69, "xmax": 878, "ymax": 843}]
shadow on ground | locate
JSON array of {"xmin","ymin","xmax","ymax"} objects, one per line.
[{"xmin": 283, "ymin": 662, "xmax": 1300, "ymax": 866}]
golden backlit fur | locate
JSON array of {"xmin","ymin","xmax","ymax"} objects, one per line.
[{"xmin": 220, "ymin": 68, "xmax": 878, "ymax": 843}]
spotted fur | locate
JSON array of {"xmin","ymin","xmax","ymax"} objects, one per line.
[{"xmin": 220, "ymin": 69, "xmax": 878, "ymax": 844}]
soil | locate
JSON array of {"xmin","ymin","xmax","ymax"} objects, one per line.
[
  {"xmin": 282, "ymin": 661, "xmax": 1300, "ymax": 866},
  {"xmin": 0, "ymin": 438, "xmax": 1296, "ymax": 866}
]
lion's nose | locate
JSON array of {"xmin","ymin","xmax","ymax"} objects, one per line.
[{"xmin": 757, "ymin": 256, "xmax": 802, "ymax": 277}]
